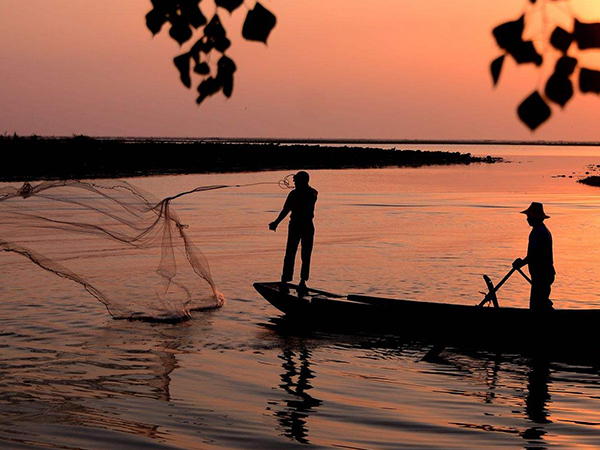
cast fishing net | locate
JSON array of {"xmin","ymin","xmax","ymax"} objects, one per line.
[{"xmin": 0, "ymin": 176, "xmax": 294, "ymax": 321}]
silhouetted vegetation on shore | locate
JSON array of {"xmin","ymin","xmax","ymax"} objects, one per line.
[
  {"xmin": 0, "ymin": 134, "xmax": 500, "ymax": 181},
  {"xmin": 579, "ymin": 176, "xmax": 600, "ymax": 187}
]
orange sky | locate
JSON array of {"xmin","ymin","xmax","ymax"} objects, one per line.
[{"xmin": 1, "ymin": 0, "xmax": 600, "ymax": 140}]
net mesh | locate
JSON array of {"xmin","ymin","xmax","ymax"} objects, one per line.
[{"xmin": 0, "ymin": 179, "xmax": 265, "ymax": 321}]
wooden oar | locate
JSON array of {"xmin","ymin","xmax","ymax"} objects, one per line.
[{"xmin": 516, "ymin": 268, "xmax": 532, "ymax": 285}]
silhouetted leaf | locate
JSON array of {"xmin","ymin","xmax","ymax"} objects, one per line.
[
  {"xmin": 490, "ymin": 55, "xmax": 505, "ymax": 86},
  {"xmin": 555, "ymin": 56, "xmax": 577, "ymax": 76},
  {"xmin": 242, "ymin": 3, "xmax": 277, "ymax": 43},
  {"xmin": 493, "ymin": 15, "xmax": 524, "ymax": 52},
  {"xmin": 146, "ymin": 8, "xmax": 168, "ymax": 35},
  {"xmin": 550, "ymin": 27, "xmax": 574, "ymax": 53},
  {"xmin": 197, "ymin": 77, "xmax": 222, "ymax": 105},
  {"xmin": 509, "ymin": 40, "xmax": 542, "ymax": 66},
  {"xmin": 174, "ymin": 53, "xmax": 192, "ymax": 88},
  {"xmin": 517, "ymin": 91, "xmax": 551, "ymax": 131},
  {"xmin": 194, "ymin": 62, "xmax": 210, "ymax": 75},
  {"xmin": 217, "ymin": 55, "xmax": 237, "ymax": 97},
  {"xmin": 191, "ymin": 36, "xmax": 213, "ymax": 55},
  {"xmin": 180, "ymin": 0, "xmax": 206, "ymax": 28},
  {"xmin": 203, "ymin": 15, "xmax": 230, "ymax": 53},
  {"xmin": 150, "ymin": 0, "xmax": 171, "ymax": 15},
  {"xmin": 575, "ymin": 20, "xmax": 600, "ymax": 50},
  {"xmin": 545, "ymin": 74, "xmax": 573, "ymax": 107},
  {"xmin": 150, "ymin": 0, "xmax": 169, "ymax": 9},
  {"xmin": 190, "ymin": 46, "xmax": 201, "ymax": 64},
  {"xmin": 205, "ymin": 15, "xmax": 226, "ymax": 40},
  {"xmin": 492, "ymin": 16, "xmax": 540, "ymax": 65},
  {"xmin": 169, "ymin": 19, "xmax": 193, "ymax": 45},
  {"xmin": 214, "ymin": 37, "xmax": 231, "ymax": 52},
  {"xmin": 580, "ymin": 68, "xmax": 600, "ymax": 94},
  {"xmin": 219, "ymin": 76, "xmax": 234, "ymax": 98},
  {"xmin": 215, "ymin": 0, "xmax": 244, "ymax": 13}
]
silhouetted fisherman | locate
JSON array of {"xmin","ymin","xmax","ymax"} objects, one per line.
[
  {"xmin": 513, "ymin": 202, "xmax": 555, "ymax": 312},
  {"xmin": 269, "ymin": 171, "xmax": 318, "ymax": 292}
]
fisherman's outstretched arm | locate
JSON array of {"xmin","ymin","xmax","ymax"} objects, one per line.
[{"xmin": 269, "ymin": 194, "xmax": 292, "ymax": 231}]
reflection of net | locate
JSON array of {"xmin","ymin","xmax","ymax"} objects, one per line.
[{"xmin": 0, "ymin": 179, "xmax": 234, "ymax": 321}]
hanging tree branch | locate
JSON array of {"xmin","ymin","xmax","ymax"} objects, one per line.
[
  {"xmin": 146, "ymin": 0, "xmax": 276, "ymax": 105},
  {"xmin": 148, "ymin": 0, "xmax": 600, "ymax": 131},
  {"xmin": 492, "ymin": 0, "xmax": 600, "ymax": 131}
]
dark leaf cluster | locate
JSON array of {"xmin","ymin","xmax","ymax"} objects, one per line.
[
  {"xmin": 146, "ymin": 1, "xmax": 276, "ymax": 105},
  {"xmin": 492, "ymin": 6, "xmax": 600, "ymax": 131},
  {"xmin": 493, "ymin": 16, "xmax": 543, "ymax": 67},
  {"xmin": 146, "ymin": 0, "xmax": 207, "ymax": 44}
]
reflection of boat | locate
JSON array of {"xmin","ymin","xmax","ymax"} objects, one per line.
[
  {"xmin": 260, "ymin": 319, "xmax": 562, "ymax": 449},
  {"xmin": 254, "ymin": 281, "xmax": 600, "ymax": 357}
]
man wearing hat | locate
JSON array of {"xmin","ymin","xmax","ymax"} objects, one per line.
[
  {"xmin": 269, "ymin": 171, "xmax": 318, "ymax": 292},
  {"xmin": 513, "ymin": 202, "xmax": 555, "ymax": 312}
]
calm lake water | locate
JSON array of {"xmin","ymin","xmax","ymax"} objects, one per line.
[{"xmin": 2, "ymin": 145, "xmax": 600, "ymax": 449}]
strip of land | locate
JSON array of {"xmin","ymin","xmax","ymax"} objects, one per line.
[
  {"xmin": 0, "ymin": 135, "xmax": 500, "ymax": 182},
  {"xmin": 188, "ymin": 137, "xmax": 600, "ymax": 147},
  {"xmin": 579, "ymin": 176, "xmax": 600, "ymax": 187}
]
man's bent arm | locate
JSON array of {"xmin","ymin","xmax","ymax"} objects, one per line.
[{"xmin": 269, "ymin": 194, "xmax": 293, "ymax": 230}]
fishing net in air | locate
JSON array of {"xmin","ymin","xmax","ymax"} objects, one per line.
[{"xmin": 0, "ymin": 179, "xmax": 249, "ymax": 321}]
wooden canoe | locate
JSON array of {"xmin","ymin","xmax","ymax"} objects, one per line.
[{"xmin": 254, "ymin": 281, "xmax": 600, "ymax": 357}]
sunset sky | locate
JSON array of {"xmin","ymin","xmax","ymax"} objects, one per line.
[{"xmin": 2, "ymin": 0, "xmax": 600, "ymax": 140}]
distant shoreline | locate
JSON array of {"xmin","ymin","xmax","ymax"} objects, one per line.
[
  {"xmin": 176, "ymin": 137, "xmax": 600, "ymax": 147},
  {"xmin": 0, "ymin": 135, "xmax": 500, "ymax": 182},
  {"xmin": 40, "ymin": 136, "xmax": 600, "ymax": 147}
]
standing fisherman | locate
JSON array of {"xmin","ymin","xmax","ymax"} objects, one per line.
[
  {"xmin": 269, "ymin": 171, "xmax": 318, "ymax": 292},
  {"xmin": 513, "ymin": 202, "xmax": 555, "ymax": 312}
]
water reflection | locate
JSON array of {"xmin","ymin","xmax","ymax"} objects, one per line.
[
  {"xmin": 485, "ymin": 355, "xmax": 502, "ymax": 405},
  {"xmin": 521, "ymin": 358, "xmax": 551, "ymax": 449},
  {"xmin": 430, "ymin": 351, "xmax": 556, "ymax": 450},
  {"xmin": 0, "ymin": 319, "xmax": 198, "ymax": 447},
  {"xmin": 263, "ymin": 320, "xmax": 587, "ymax": 450},
  {"xmin": 270, "ymin": 345, "xmax": 322, "ymax": 444}
]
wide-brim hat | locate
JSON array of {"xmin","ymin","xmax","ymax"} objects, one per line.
[{"xmin": 520, "ymin": 202, "xmax": 550, "ymax": 219}]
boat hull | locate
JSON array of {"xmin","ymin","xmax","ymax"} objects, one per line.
[{"xmin": 254, "ymin": 282, "xmax": 600, "ymax": 358}]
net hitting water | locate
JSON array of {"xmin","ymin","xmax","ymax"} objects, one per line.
[{"xmin": 0, "ymin": 176, "xmax": 294, "ymax": 321}]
